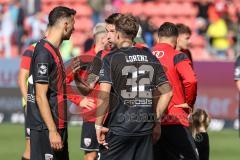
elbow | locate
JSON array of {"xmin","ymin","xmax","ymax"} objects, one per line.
[{"xmin": 186, "ymin": 78, "xmax": 197, "ymax": 86}]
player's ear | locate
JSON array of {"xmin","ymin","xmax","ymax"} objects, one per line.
[
  {"xmin": 117, "ymin": 32, "xmax": 120, "ymax": 40},
  {"xmin": 64, "ymin": 22, "xmax": 68, "ymax": 32}
]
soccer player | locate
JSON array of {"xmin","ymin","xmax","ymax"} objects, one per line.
[
  {"xmin": 79, "ymin": 23, "xmax": 107, "ymax": 160},
  {"xmin": 26, "ymin": 6, "xmax": 76, "ymax": 160},
  {"xmin": 18, "ymin": 27, "xmax": 50, "ymax": 160},
  {"xmin": 176, "ymin": 23, "xmax": 193, "ymax": 63},
  {"xmin": 74, "ymin": 13, "xmax": 123, "ymax": 95},
  {"xmin": 67, "ymin": 23, "xmax": 108, "ymax": 160},
  {"xmin": 95, "ymin": 14, "xmax": 172, "ymax": 160},
  {"xmin": 18, "ymin": 43, "xmax": 36, "ymax": 160},
  {"xmin": 152, "ymin": 22, "xmax": 198, "ymax": 160}
]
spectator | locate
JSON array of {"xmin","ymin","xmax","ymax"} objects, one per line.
[
  {"xmin": 1, "ymin": 4, "xmax": 14, "ymax": 58},
  {"xmin": 224, "ymin": 0, "xmax": 239, "ymax": 59},
  {"xmin": 88, "ymin": 0, "xmax": 106, "ymax": 25},
  {"xmin": 139, "ymin": 15, "xmax": 154, "ymax": 47},
  {"xmin": 24, "ymin": 11, "xmax": 47, "ymax": 47},
  {"xmin": 14, "ymin": 0, "xmax": 25, "ymax": 55},
  {"xmin": 24, "ymin": 0, "xmax": 41, "ymax": 15},
  {"xmin": 207, "ymin": 5, "xmax": 229, "ymax": 59},
  {"xmin": 194, "ymin": 0, "xmax": 212, "ymax": 35},
  {"xmin": 0, "ymin": 4, "xmax": 3, "ymax": 56}
]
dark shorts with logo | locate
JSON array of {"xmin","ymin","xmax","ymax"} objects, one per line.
[
  {"xmin": 30, "ymin": 128, "xmax": 69, "ymax": 160},
  {"xmin": 99, "ymin": 131, "xmax": 153, "ymax": 160},
  {"xmin": 80, "ymin": 121, "xmax": 99, "ymax": 152}
]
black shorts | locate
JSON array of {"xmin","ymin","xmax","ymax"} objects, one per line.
[
  {"xmin": 30, "ymin": 128, "xmax": 69, "ymax": 160},
  {"xmin": 80, "ymin": 121, "xmax": 99, "ymax": 152},
  {"xmin": 23, "ymin": 105, "xmax": 30, "ymax": 139},
  {"xmin": 153, "ymin": 125, "xmax": 199, "ymax": 160},
  {"xmin": 99, "ymin": 131, "xmax": 153, "ymax": 160}
]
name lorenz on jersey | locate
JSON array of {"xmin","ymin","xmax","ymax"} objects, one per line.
[{"xmin": 99, "ymin": 47, "xmax": 168, "ymax": 136}]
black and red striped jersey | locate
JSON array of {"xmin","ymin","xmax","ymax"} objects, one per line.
[{"xmin": 27, "ymin": 39, "xmax": 68, "ymax": 130}]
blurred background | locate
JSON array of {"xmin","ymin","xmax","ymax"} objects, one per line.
[{"xmin": 0, "ymin": 0, "xmax": 239, "ymax": 159}]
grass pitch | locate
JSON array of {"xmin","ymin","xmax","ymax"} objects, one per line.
[{"xmin": 0, "ymin": 123, "xmax": 239, "ymax": 159}]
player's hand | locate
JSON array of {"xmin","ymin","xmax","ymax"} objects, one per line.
[
  {"xmin": 79, "ymin": 97, "xmax": 95, "ymax": 110},
  {"xmin": 72, "ymin": 57, "xmax": 81, "ymax": 74},
  {"xmin": 152, "ymin": 123, "xmax": 161, "ymax": 144},
  {"xmin": 96, "ymin": 126, "xmax": 109, "ymax": 149},
  {"xmin": 174, "ymin": 103, "xmax": 190, "ymax": 108},
  {"xmin": 49, "ymin": 130, "xmax": 63, "ymax": 151},
  {"xmin": 174, "ymin": 103, "xmax": 193, "ymax": 112}
]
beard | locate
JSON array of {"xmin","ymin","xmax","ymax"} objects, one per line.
[
  {"xmin": 63, "ymin": 33, "xmax": 72, "ymax": 40},
  {"xmin": 63, "ymin": 30, "xmax": 73, "ymax": 40}
]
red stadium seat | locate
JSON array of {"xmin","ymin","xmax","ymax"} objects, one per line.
[
  {"xmin": 74, "ymin": 18, "xmax": 93, "ymax": 32},
  {"xmin": 0, "ymin": 0, "xmax": 11, "ymax": 3},
  {"xmin": 120, "ymin": 3, "xmax": 143, "ymax": 16},
  {"xmin": 75, "ymin": 5, "xmax": 93, "ymax": 17},
  {"xmin": 143, "ymin": 2, "xmax": 162, "ymax": 16},
  {"xmin": 71, "ymin": 32, "xmax": 88, "ymax": 46}
]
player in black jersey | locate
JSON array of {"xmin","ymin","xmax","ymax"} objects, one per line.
[
  {"xmin": 95, "ymin": 14, "xmax": 173, "ymax": 160},
  {"xmin": 27, "ymin": 6, "xmax": 76, "ymax": 160}
]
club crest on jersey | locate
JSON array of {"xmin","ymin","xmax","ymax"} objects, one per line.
[
  {"xmin": 152, "ymin": 50, "xmax": 164, "ymax": 59},
  {"xmin": 45, "ymin": 153, "xmax": 53, "ymax": 160},
  {"xmin": 84, "ymin": 138, "xmax": 91, "ymax": 147},
  {"xmin": 37, "ymin": 63, "xmax": 48, "ymax": 76}
]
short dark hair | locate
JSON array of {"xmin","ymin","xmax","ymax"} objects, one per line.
[
  {"xmin": 115, "ymin": 14, "xmax": 139, "ymax": 40},
  {"xmin": 105, "ymin": 13, "xmax": 123, "ymax": 25},
  {"xmin": 158, "ymin": 22, "xmax": 178, "ymax": 38},
  {"xmin": 48, "ymin": 6, "xmax": 76, "ymax": 26},
  {"xmin": 176, "ymin": 23, "xmax": 192, "ymax": 35}
]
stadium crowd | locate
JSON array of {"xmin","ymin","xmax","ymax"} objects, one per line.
[{"xmin": 0, "ymin": 0, "xmax": 239, "ymax": 60}]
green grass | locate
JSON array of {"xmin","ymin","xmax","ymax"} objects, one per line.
[
  {"xmin": 208, "ymin": 129, "xmax": 240, "ymax": 160},
  {"xmin": 0, "ymin": 123, "xmax": 84, "ymax": 159},
  {"xmin": 0, "ymin": 123, "xmax": 239, "ymax": 159}
]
